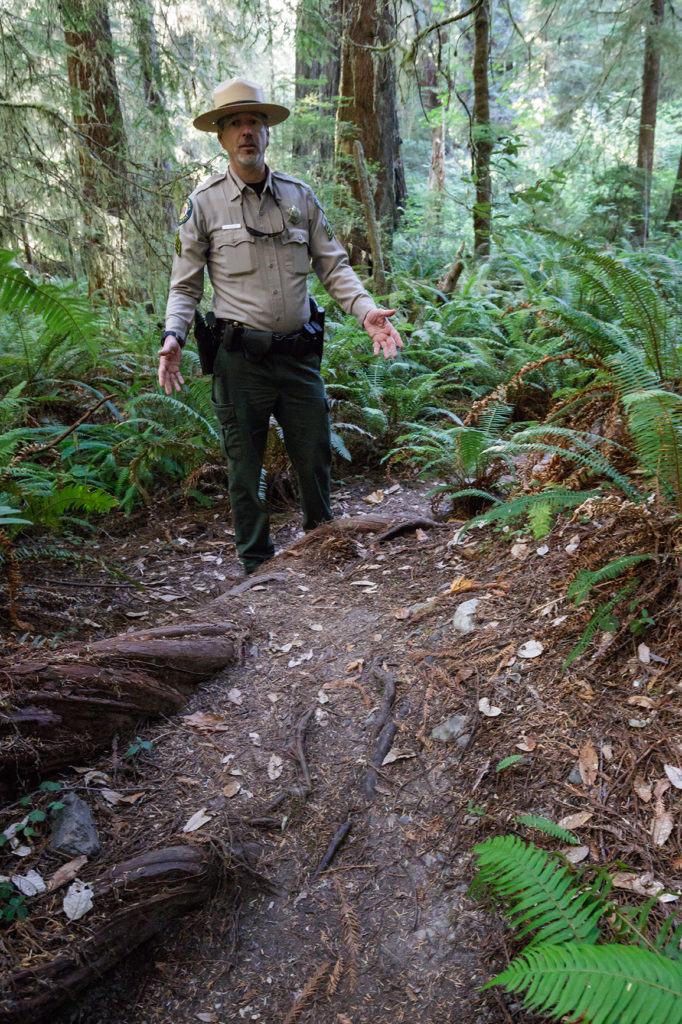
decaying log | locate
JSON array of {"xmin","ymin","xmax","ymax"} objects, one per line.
[
  {"xmin": 0, "ymin": 844, "xmax": 222, "ymax": 1024},
  {"xmin": 0, "ymin": 622, "xmax": 240, "ymax": 792}
]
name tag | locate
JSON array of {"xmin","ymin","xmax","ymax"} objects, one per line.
[{"xmin": 221, "ymin": 223, "xmax": 241, "ymax": 230}]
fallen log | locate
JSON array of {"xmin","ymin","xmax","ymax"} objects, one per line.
[
  {"xmin": 0, "ymin": 622, "xmax": 241, "ymax": 792},
  {"xmin": 0, "ymin": 844, "xmax": 222, "ymax": 1024}
]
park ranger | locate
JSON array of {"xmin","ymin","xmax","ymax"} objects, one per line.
[{"xmin": 158, "ymin": 77, "xmax": 403, "ymax": 575}]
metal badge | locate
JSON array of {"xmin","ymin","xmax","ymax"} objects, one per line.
[
  {"xmin": 178, "ymin": 197, "xmax": 193, "ymax": 225},
  {"xmin": 287, "ymin": 204, "xmax": 302, "ymax": 225}
]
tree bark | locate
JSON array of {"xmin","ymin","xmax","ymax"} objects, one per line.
[
  {"xmin": 294, "ymin": 0, "xmax": 342, "ymax": 167},
  {"xmin": 634, "ymin": 0, "xmax": 665, "ymax": 245},
  {"xmin": 0, "ymin": 846, "xmax": 221, "ymax": 1024},
  {"xmin": 665, "ymin": 147, "xmax": 682, "ymax": 227},
  {"xmin": 472, "ymin": 0, "xmax": 492, "ymax": 257},
  {"xmin": 0, "ymin": 623, "xmax": 239, "ymax": 792},
  {"xmin": 335, "ymin": 0, "xmax": 406, "ymax": 268},
  {"xmin": 60, "ymin": 0, "xmax": 128, "ymax": 296}
]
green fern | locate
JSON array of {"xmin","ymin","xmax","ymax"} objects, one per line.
[
  {"xmin": 472, "ymin": 835, "xmax": 604, "ymax": 946},
  {"xmin": 563, "ymin": 580, "xmax": 638, "ymax": 669},
  {"xmin": 486, "ymin": 942, "xmax": 682, "ymax": 1024},
  {"xmin": 465, "ymin": 488, "xmax": 598, "ymax": 531},
  {"xmin": 514, "ymin": 814, "xmax": 581, "ymax": 846},
  {"xmin": 567, "ymin": 554, "xmax": 654, "ymax": 606}
]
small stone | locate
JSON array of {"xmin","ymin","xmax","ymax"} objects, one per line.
[
  {"xmin": 431, "ymin": 715, "xmax": 470, "ymax": 743},
  {"xmin": 629, "ymin": 718, "xmax": 648, "ymax": 729},
  {"xmin": 49, "ymin": 793, "xmax": 101, "ymax": 858},
  {"xmin": 452, "ymin": 599, "xmax": 480, "ymax": 634},
  {"xmin": 567, "ymin": 768, "xmax": 583, "ymax": 785}
]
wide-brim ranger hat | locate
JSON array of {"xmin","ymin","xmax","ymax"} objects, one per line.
[{"xmin": 193, "ymin": 77, "xmax": 290, "ymax": 132}]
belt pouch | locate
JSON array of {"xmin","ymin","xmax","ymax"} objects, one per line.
[{"xmin": 240, "ymin": 327, "xmax": 273, "ymax": 362}]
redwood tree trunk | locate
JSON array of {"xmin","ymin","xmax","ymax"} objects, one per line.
[
  {"xmin": 294, "ymin": 0, "xmax": 341, "ymax": 167},
  {"xmin": 60, "ymin": 0, "xmax": 128, "ymax": 295},
  {"xmin": 665, "ymin": 147, "xmax": 682, "ymax": 227},
  {"xmin": 335, "ymin": 0, "xmax": 406, "ymax": 268},
  {"xmin": 472, "ymin": 0, "xmax": 492, "ymax": 257},
  {"xmin": 634, "ymin": 0, "xmax": 665, "ymax": 244}
]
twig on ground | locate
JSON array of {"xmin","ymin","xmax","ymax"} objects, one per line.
[
  {"xmin": 228, "ymin": 571, "xmax": 291, "ymax": 595},
  {"xmin": 373, "ymin": 518, "xmax": 441, "ymax": 544},
  {"xmin": 310, "ymin": 817, "xmax": 354, "ymax": 882}
]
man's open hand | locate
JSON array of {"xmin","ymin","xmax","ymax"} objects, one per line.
[
  {"xmin": 363, "ymin": 308, "xmax": 404, "ymax": 360},
  {"xmin": 158, "ymin": 338, "xmax": 185, "ymax": 394}
]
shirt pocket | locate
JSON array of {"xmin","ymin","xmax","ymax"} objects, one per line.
[
  {"xmin": 280, "ymin": 228, "xmax": 310, "ymax": 274},
  {"xmin": 211, "ymin": 228, "xmax": 256, "ymax": 276}
]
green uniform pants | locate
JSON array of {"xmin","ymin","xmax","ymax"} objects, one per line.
[{"xmin": 211, "ymin": 345, "xmax": 332, "ymax": 574}]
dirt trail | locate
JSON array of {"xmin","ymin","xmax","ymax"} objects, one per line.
[{"xmin": 6, "ymin": 477, "xmax": 676, "ymax": 1024}]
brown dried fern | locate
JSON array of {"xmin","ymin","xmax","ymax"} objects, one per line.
[
  {"xmin": 282, "ymin": 961, "xmax": 331, "ymax": 1024},
  {"xmin": 334, "ymin": 875, "xmax": 360, "ymax": 994},
  {"xmin": 326, "ymin": 956, "xmax": 345, "ymax": 997}
]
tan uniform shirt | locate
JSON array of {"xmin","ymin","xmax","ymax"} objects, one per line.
[{"xmin": 165, "ymin": 165, "xmax": 376, "ymax": 340}]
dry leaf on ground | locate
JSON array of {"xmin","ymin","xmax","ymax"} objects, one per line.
[
  {"xmin": 182, "ymin": 808, "xmax": 212, "ymax": 833},
  {"xmin": 558, "ymin": 811, "xmax": 593, "ymax": 829},
  {"xmin": 664, "ymin": 764, "xmax": 682, "ymax": 789},
  {"xmin": 47, "ymin": 855, "xmax": 88, "ymax": 892},
  {"xmin": 267, "ymin": 754, "xmax": 284, "ymax": 780},
  {"xmin": 518, "ymin": 640, "xmax": 544, "ymax": 659},
  {"xmin": 478, "ymin": 697, "xmax": 502, "ymax": 717},
  {"xmin": 579, "ymin": 740, "xmax": 599, "ymax": 786},
  {"xmin": 63, "ymin": 880, "xmax": 94, "ymax": 920},
  {"xmin": 633, "ymin": 776, "xmax": 652, "ymax": 802},
  {"xmin": 222, "ymin": 780, "xmax": 241, "ymax": 798},
  {"xmin": 183, "ymin": 711, "xmax": 230, "ymax": 732}
]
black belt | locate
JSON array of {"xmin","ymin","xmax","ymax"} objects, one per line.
[{"xmin": 216, "ymin": 319, "xmax": 322, "ymax": 359}]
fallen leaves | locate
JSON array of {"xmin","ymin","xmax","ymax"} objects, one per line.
[
  {"xmin": 518, "ymin": 639, "xmax": 544, "ymax": 659},
  {"xmin": 183, "ymin": 711, "xmax": 230, "ymax": 732},
  {"xmin": 478, "ymin": 697, "xmax": 502, "ymax": 718},
  {"xmin": 182, "ymin": 808, "xmax": 213, "ymax": 833},
  {"xmin": 63, "ymin": 879, "xmax": 94, "ymax": 921},
  {"xmin": 578, "ymin": 740, "xmax": 599, "ymax": 787}
]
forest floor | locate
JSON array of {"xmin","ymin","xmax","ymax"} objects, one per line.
[{"xmin": 2, "ymin": 472, "xmax": 682, "ymax": 1024}]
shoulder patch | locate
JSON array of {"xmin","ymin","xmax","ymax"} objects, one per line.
[
  {"xmin": 175, "ymin": 231, "xmax": 182, "ymax": 257},
  {"xmin": 311, "ymin": 193, "xmax": 334, "ymax": 239},
  {"xmin": 178, "ymin": 197, "xmax": 193, "ymax": 225}
]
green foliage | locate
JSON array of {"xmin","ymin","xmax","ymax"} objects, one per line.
[
  {"xmin": 514, "ymin": 814, "xmax": 581, "ymax": 846},
  {"xmin": 125, "ymin": 737, "xmax": 154, "ymax": 759},
  {"xmin": 496, "ymin": 755, "xmax": 526, "ymax": 772},
  {"xmin": 563, "ymin": 581, "xmax": 638, "ymax": 670},
  {"xmin": 472, "ymin": 835, "xmax": 603, "ymax": 946},
  {"xmin": 473, "ymin": 835, "xmax": 682, "ymax": 1024},
  {"xmin": 0, "ymin": 882, "xmax": 27, "ymax": 923},
  {"xmin": 567, "ymin": 555, "xmax": 655, "ymax": 606}
]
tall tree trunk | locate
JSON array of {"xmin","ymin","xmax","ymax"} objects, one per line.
[
  {"xmin": 60, "ymin": 0, "xmax": 128, "ymax": 296},
  {"xmin": 665, "ymin": 147, "xmax": 682, "ymax": 227},
  {"xmin": 472, "ymin": 0, "xmax": 492, "ymax": 257},
  {"xmin": 294, "ymin": 0, "xmax": 341, "ymax": 167},
  {"xmin": 335, "ymin": 0, "xmax": 406, "ymax": 269},
  {"xmin": 634, "ymin": 0, "xmax": 665, "ymax": 245}
]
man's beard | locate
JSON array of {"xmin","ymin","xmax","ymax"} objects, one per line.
[{"xmin": 236, "ymin": 148, "xmax": 263, "ymax": 167}]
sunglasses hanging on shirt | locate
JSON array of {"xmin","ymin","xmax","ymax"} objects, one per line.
[{"xmin": 240, "ymin": 185, "xmax": 286, "ymax": 238}]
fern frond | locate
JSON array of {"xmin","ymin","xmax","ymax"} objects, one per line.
[
  {"xmin": 473, "ymin": 835, "xmax": 604, "ymax": 946},
  {"xmin": 567, "ymin": 555, "xmax": 654, "ymax": 606},
  {"xmin": 488, "ymin": 941, "xmax": 682, "ymax": 1024},
  {"xmin": 621, "ymin": 389, "xmax": 682, "ymax": 510},
  {"xmin": 563, "ymin": 580, "xmax": 638, "ymax": 669},
  {"xmin": 466, "ymin": 488, "xmax": 598, "ymax": 530},
  {"xmin": 514, "ymin": 814, "xmax": 580, "ymax": 846}
]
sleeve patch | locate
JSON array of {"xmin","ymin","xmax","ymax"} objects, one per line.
[
  {"xmin": 312, "ymin": 193, "xmax": 334, "ymax": 239},
  {"xmin": 178, "ymin": 197, "xmax": 193, "ymax": 225},
  {"xmin": 175, "ymin": 232, "xmax": 182, "ymax": 257}
]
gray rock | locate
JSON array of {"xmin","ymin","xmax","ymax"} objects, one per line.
[
  {"xmin": 452, "ymin": 598, "xmax": 480, "ymax": 634},
  {"xmin": 431, "ymin": 715, "xmax": 470, "ymax": 743},
  {"xmin": 49, "ymin": 792, "xmax": 101, "ymax": 858},
  {"xmin": 567, "ymin": 768, "xmax": 583, "ymax": 785}
]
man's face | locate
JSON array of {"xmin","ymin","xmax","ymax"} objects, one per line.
[{"xmin": 218, "ymin": 114, "xmax": 269, "ymax": 175}]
